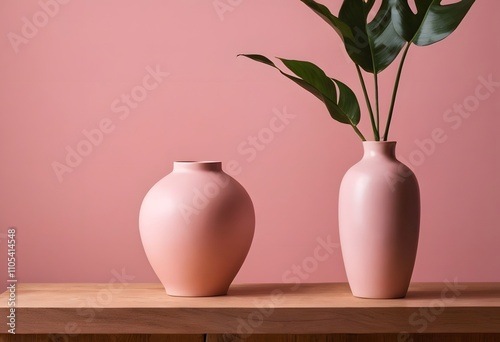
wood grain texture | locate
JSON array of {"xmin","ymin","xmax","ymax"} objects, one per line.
[
  {"xmin": 206, "ymin": 334, "xmax": 500, "ymax": 342},
  {"xmin": 2, "ymin": 334, "xmax": 499, "ymax": 342},
  {"xmin": 208, "ymin": 334, "xmax": 500, "ymax": 342},
  {"xmin": 0, "ymin": 335, "xmax": 205, "ymax": 342},
  {"xmin": 0, "ymin": 283, "xmax": 499, "ymax": 334}
]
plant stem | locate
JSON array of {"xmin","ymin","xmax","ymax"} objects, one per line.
[
  {"xmin": 374, "ymin": 72, "xmax": 380, "ymax": 138},
  {"xmin": 355, "ymin": 64, "xmax": 378, "ymax": 141},
  {"xmin": 383, "ymin": 43, "xmax": 411, "ymax": 141},
  {"xmin": 352, "ymin": 124, "xmax": 366, "ymax": 141}
]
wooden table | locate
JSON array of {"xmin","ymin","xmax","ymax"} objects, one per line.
[{"xmin": 1, "ymin": 283, "xmax": 499, "ymax": 341}]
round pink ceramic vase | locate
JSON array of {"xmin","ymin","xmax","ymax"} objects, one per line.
[
  {"xmin": 339, "ymin": 142, "xmax": 420, "ymax": 299},
  {"xmin": 139, "ymin": 161, "xmax": 255, "ymax": 297}
]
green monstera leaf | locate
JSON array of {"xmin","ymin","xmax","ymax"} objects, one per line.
[
  {"xmin": 302, "ymin": 0, "xmax": 406, "ymax": 74},
  {"xmin": 299, "ymin": 0, "xmax": 353, "ymax": 40},
  {"xmin": 338, "ymin": 0, "xmax": 406, "ymax": 74},
  {"xmin": 238, "ymin": 54, "xmax": 364, "ymax": 140},
  {"xmin": 392, "ymin": 0, "xmax": 475, "ymax": 46}
]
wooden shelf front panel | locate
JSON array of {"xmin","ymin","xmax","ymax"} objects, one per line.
[{"xmin": 0, "ymin": 283, "xmax": 499, "ymax": 334}]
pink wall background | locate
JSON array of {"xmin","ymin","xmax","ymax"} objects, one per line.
[{"xmin": 0, "ymin": 0, "xmax": 498, "ymax": 285}]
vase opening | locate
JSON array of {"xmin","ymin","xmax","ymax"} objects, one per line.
[{"xmin": 173, "ymin": 161, "xmax": 222, "ymax": 172}]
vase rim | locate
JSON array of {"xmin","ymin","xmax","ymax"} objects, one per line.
[
  {"xmin": 174, "ymin": 160, "xmax": 221, "ymax": 164},
  {"xmin": 362, "ymin": 141, "xmax": 397, "ymax": 144},
  {"xmin": 173, "ymin": 161, "xmax": 222, "ymax": 171}
]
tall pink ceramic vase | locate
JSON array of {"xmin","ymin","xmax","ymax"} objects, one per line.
[
  {"xmin": 339, "ymin": 142, "xmax": 420, "ymax": 299},
  {"xmin": 139, "ymin": 161, "xmax": 255, "ymax": 297}
]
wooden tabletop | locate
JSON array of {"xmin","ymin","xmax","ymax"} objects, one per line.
[{"xmin": 1, "ymin": 282, "xmax": 499, "ymax": 334}]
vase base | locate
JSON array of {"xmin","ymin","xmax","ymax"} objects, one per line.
[
  {"xmin": 351, "ymin": 291, "xmax": 408, "ymax": 299},
  {"xmin": 165, "ymin": 289, "xmax": 229, "ymax": 297}
]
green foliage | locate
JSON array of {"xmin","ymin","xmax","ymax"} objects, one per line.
[
  {"xmin": 392, "ymin": 0, "xmax": 476, "ymax": 46},
  {"xmin": 239, "ymin": 54, "xmax": 366, "ymax": 140},
  {"xmin": 337, "ymin": 0, "xmax": 406, "ymax": 74},
  {"xmin": 239, "ymin": 0, "xmax": 475, "ymax": 141}
]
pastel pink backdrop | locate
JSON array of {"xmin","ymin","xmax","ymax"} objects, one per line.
[{"xmin": 0, "ymin": 0, "xmax": 498, "ymax": 285}]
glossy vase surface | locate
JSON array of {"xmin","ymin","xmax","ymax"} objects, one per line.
[
  {"xmin": 339, "ymin": 142, "xmax": 420, "ymax": 298},
  {"xmin": 139, "ymin": 161, "xmax": 255, "ymax": 297}
]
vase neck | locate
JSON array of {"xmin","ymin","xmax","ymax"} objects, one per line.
[
  {"xmin": 362, "ymin": 141, "xmax": 397, "ymax": 159},
  {"xmin": 173, "ymin": 161, "xmax": 222, "ymax": 172}
]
